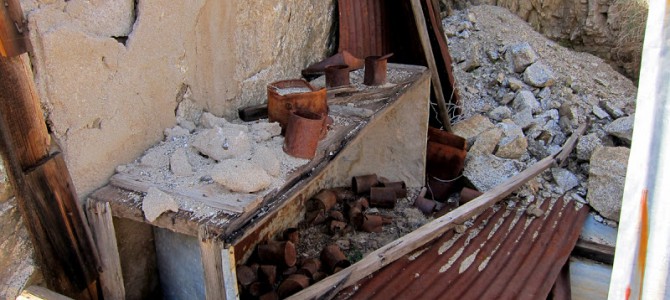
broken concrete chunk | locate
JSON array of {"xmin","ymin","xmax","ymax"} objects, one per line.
[
  {"xmin": 488, "ymin": 106, "xmax": 512, "ymax": 121},
  {"xmin": 470, "ymin": 127, "xmax": 503, "ymax": 155},
  {"xmin": 464, "ymin": 154, "xmax": 519, "ymax": 191},
  {"xmin": 523, "ymin": 62, "xmax": 555, "ymax": 87},
  {"xmin": 513, "ymin": 90, "xmax": 540, "ymax": 113},
  {"xmin": 551, "ymin": 168, "xmax": 579, "ymax": 193},
  {"xmin": 587, "ymin": 146, "xmax": 630, "ymax": 221},
  {"xmin": 508, "ymin": 42, "xmax": 538, "ymax": 73},
  {"xmin": 604, "ymin": 114, "xmax": 634, "ymax": 144},
  {"xmin": 176, "ymin": 98, "xmax": 203, "ymax": 124},
  {"xmin": 495, "ymin": 121, "xmax": 528, "ymax": 159},
  {"xmin": 164, "ymin": 125, "xmax": 190, "ymax": 140},
  {"xmin": 576, "ymin": 133, "xmax": 601, "ymax": 161},
  {"xmin": 251, "ymin": 146, "xmax": 281, "ymax": 177},
  {"xmin": 140, "ymin": 148, "xmax": 169, "ymax": 168},
  {"xmin": 170, "ymin": 148, "xmax": 192, "ymax": 176},
  {"xmin": 452, "ymin": 114, "xmax": 495, "ymax": 145},
  {"xmin": 199, "ymin": 112, "xmax": 229, "ymax": 129},
  {"xmin": 210, "ymin": 160, "xmax": 273, "ymax": 193},
  {"xmin": 142, "ymin": 187, "xmax": 179, "ymax": 222},
  {"xmin": 192, "ymin": 126, "xmax": 251, "ymax": 161}
]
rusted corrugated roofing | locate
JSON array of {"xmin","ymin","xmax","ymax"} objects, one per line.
[{"xmin": 335, "ymin": 197, "xmax": 588, "ymax": 299}]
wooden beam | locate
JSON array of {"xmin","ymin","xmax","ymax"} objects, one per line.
[
  {"xmin": 221, "ymin": 246, "xmax": 240, "ymax": 300},
  {"xmin": 199, "ymin": 227, "xmax": 226, "ymax": 300},
  {"xmin": 86, "ymin": 200, "xmax": 125, "ymax": 300},
  {"xmin": 17, "ymin": 286, "xmax": 73, "ymax": 300},
  {"xmin": 288, "ymin": 126, "xmax": 586, "ymax": 299},
  {"xmin": 409, "ymin": 0, "xmax": 452, "ymax": 131},
  {"xmin": 0, "ymin": 0, "xmax": 28, "ymax": 57},
  {"xmin": 0, "ymin": 46, "xmax": 99, "ymax": 297}
]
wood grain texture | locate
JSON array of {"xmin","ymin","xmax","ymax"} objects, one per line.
[
  {"xmin": 199, "ymin": 227, "xmax": 226, "ymax": 300},
  {"xmin": 87, "ymin": 200, "xmax": 125, "ymax": 300},
  {"xmin": 0, "ymin": 0, "xmax": 28, "ymax": 57}
]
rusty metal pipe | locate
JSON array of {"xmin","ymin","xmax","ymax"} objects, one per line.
[
  {"xmin": 257, "ymin": 241, "xmax": 297, "ymax": 267},
  {"xmin": 321, "ymin": 245, "xmax": 351, "ymax": 273},
  {"xmin": 325, "ymin": 64, "xmax": 351, "ymax": 88},
  {"xmin": 267, "ymin": 79, "xmax": 327, "ymax": 130},
  {"xmin": 383, "ymin": 181, "xmax": 407, "ymax": 198},
  {"xmin": 283, "ymin": 110, "xmax": 327, "ymax": 159},
  {"xmin": 352, "ymin": 174, "xmax": 379, "ymax": 194},
  {"xmin": 361, "ymin": 214, "xmax": 384, "ymax": 233},
  {"xmin": 364, "ymin": 53, "xmax": 393, "ymax": 86},
  {"xmin": 370, "ymin": 187, "xmax": 397, "ymax": 208}
]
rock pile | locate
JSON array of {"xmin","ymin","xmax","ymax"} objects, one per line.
[{"xmin": 444, "ymin": 6, "xmax": 637, "ymax": 224}]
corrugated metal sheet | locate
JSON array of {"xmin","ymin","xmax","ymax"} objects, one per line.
[
  {"xmin": 337, "ymin": 0, "xmax": 389, "ymax": 59},
  {"xmin": 335, "ymin": 197, "xmax": 589, "ymax": 299}
]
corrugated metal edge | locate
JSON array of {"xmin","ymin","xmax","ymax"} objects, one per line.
[{"xmin": 336, "ymin": 197, "xmax": 588, "ymax": 299}]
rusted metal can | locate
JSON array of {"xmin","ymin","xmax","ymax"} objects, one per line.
[
  {"xmin": 352, "ymin": 174, "xmax": 379, "ymax": 194},
  {"xmin": 321, "ymin": 245, "xmax": 351, "ymax": 273},
  {"xmin": 325, "ymin": 64, "xmax": 351, "ymax": 88},
  {"xmin": 382, "ymin": 181, "xmax": 407, "ymax": 198},
  {"xmin": 277, "ymin": 274, "xmax": 311, "ymax": 298},
  {"xmin": 414, "ymin": 195, "xmax": 437, "ymax": 215},
  {"xmin": 460, "ymin": 187, "xmax": 483, "ymax": 204},
  {"xmin": 360, "ymin": 214, "xmax": 384, "ymax": 233},
  {"xmin": 267, "ymin": 79, "xmax": 327, "ymax": 130},
  {"xmin": 307, "ymin": 189, "xmax": 338, "ymax": 212},
  {"xmin": 283, "ymin": 110, "xmax": 327, "ymax": 159},
  {"xmin": 257, "ymin": 241, "xmax": 297, "ymax": 267},
  {"xmin": 370, "ymin": 187, "xmax": 397, "ymax": 208},
  {"xmin": 364, "ymin": 53, "xmax": 393, "ymax": 86}
]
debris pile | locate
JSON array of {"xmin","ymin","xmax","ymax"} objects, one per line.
[
  {"xmin": 440, "ymin": 5, "xmax": 637, "ymax": 225},
  {"xmin": 237, "ymin": 175, "xmax": 429, "ymax": 299}
]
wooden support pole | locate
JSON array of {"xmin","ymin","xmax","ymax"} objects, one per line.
[
  {"xmin": 410, "ymin": 0, "xmax": 453, "ymax": 131},
  {"xmin": 0, "ymin": 2, "xmax": 100, "ymax": 296},
  {"xmin": 87, "ymin": 200, "xmax": 125, "ymax": 300},
  {"xmin": 199, "ymin": 228, "xmax": 226, "ymax": 300},
  {"xmin": 221, "ymin": 246, "xmax": 240, "ymax": 300}
]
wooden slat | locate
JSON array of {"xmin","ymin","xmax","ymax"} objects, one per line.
[
  {"xmin": 288, "ymin": 125, "xmax": 586, "ymax": 299},
  {"xmin": 17, "ymin": 286, "xmax": 73, "ymax": 300},
  {"xmin": 221, "ymin": 247, "xmax": 240, "ymax": 300},
  {"xmin": 199, "ymin": 228, "xmax": 226, "ymax": 300},
  {"xmin": 86, "ymin": 200, "xmax": 125, "ymax": 300},
  {"xmin": 409, "ymin": 0, "xmax": 452, "ymax": 131}
]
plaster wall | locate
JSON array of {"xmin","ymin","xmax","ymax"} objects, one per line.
[{"xmin": 19, "ymin": 0, "xmax": 335, "ymax": 199}]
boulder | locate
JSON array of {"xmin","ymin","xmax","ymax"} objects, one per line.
[
  {"xmin": 210, "ymin": 160, "xmax": 273, "ymax": 193},
  {"xmin": 587, "ymin": 147, "xmax": 630, "ymax": 221},
  {"xmin": 495, "ymin": 121, "xmax": 528, "ymax": 159},
  {"xmin": 464, "ymin": 154, "xmax": 520, "ymax": 191},
  {"xmin": 523, "ymin": 62, "xmax": 555, "ymax": 87},
  {"xmin": 508, "ymin": 42, "xmax": 538, "ymax": 73},
  {"xmin": 452, "ymin": 114, "xmax": 495, "ymax": 144},
  {"xmin": 604, "ymin": 115, "xmax": 635, "ymax": 144},
  {"xmin": 470, "ymin": 128, "xmax": 503, "ymax": 154}
]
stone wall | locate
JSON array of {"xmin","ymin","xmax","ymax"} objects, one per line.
[
  {"xmin": 19, "ymin": 0, "xmax": 336, "ymax": 199},
  {"xmin": 444, "ymin": 0, "xmax": 645, "ymax": 81}
]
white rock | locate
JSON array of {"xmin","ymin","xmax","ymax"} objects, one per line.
[
  {"xmin": 488, "ymin": 106, "xmax": 512, "ymax": 121},
  {"xmin": 452, "ymin": 114, "xmax": 495, "ymax": 145},
  {"xmin": 576, "ymin": 133, "xmax": 601, "ymax": 160},
  {"xmin": 142, "ymin": 187, "xmax": 179, "ymax": 222},
  {"xmin": 164, "ymin": 125, "xmax": 190, "ymax": 139},
  {"xmin": 511, "ymin": 108, "xmax": 535, "ymax": 129},
  {"xmin": 176, "ymin": 98, "xmax": 203, "ymax": 124},
  {"xmin": 199, "ymin": 112, "xmax": 229, "ymax": 129},
  {"xmin": 192, "ymin": 126, "xmax": 251, "ymax": 161},
  {"xmin": 170, "ymin": 148, "xmax": 192, "ymax": 176},
  {"xmin": 251, "ymin": 122, "xmax": 282, "ymax": 142},
  {"xmin": 523, "ymin": 62, "xmax": 555, "ymax": 87},
  {"xmin": 210, "ymin": 160, "xmax": 273, "ymax": 193},
  {"xmin": 513, "ymin": 90, "xmax": 540, "ymax": 113},
  {"xmin": 470, "ymin": 128, "xmax": 503, "ymax": 154},
  {"xmin": 508, "ymin": 42, "xmax": 538, "ymax": 73},
  {"xmin": 464, "ymin": 154, "xmax": 520, "ymax": 191},
  {"xmin": 140, "ymin": 148, "xmax": 169, "ymax": 168},
  {"xmin": 495, "ymin": 121, "xmax": 528, "ymax": 159},
  {"xmin": 604, "ymin": 114, "xmax": 635, "ymax": 144},
  {"xmin": 592, "ymin": 105, "xmax": 610, "ymax": 119},
  {"xmin": 507, "ymin": 77, "xmax": 525, "ymax": 91},
  {"xmin": 551, "ymin": 168, "xmax": 579, "ymax": 193},
  {"xmin": 587, "ymin": 147, "xmax": 630, "ymax": 221}
]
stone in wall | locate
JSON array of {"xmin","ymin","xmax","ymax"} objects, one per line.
[{"xmin": 21, "ymin": 0, "xmax": 335, "ymax": 199}]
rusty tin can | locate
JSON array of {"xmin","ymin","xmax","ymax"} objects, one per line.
[{"xmin": 267, "ymin": 79, "xmax": 327, "ymax": 130}]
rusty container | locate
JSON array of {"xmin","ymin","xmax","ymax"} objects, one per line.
[
  {"xmin": 460, "ymin": 187, "xmax": 483, "ymax": 204},
  {"xmin": 277, "ymin": 274, "xmax": 311, "ymax": 298},
  {"xmin": 352, "ymin": 174, "xmax": 379, "ymax": 194},
  {"xmin": 382, "ymin": 181, "xmax": 407, "ymax": 198},
  {"xmin": 283, "ymin": 110, "xmax": 327, "ymax": 159},
  {"xmin": 360, "ymin": 214, "xmax": 384, "ymax": 233},
  {"xmin": 325, "ymin": 64, "xmax": 351, "ymax": 88},
  {"xmin": 321, "ymin": 245, "xmax": 351, "ymax": 273},
  {"xmin": 307, "ymin": 189, "xmax": 338, "ymax": 212},
  {"xmin": 369, "ymin": 187, "xmax": 397, "ymax": 208},
  {"xmin": 257, "ymin": 241, "xmax": 297, "ymax": 267},
  {"xmin": 267, "ymin": 79, "xmax": 327, "ymax": 130},
  {"xmin": 364, "ymin": 53, "xmax": 393, "ymax": 86}
]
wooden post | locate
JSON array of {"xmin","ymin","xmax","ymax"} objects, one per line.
[
  {"xmin": 0, "ymin": 1, "xmax": 100, "ymax": 297},
  {"xmin": 199, "ymin": 228, "xmax": 226, "ymax": 300},
  {"xmin": 87, "ymin": 200, "xmax": 125, "ymax": 300},
  {"xmin": 221, "ymin": 246, "xmax": 240, "ymax": 300}
]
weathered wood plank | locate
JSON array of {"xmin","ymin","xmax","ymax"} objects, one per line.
[
  {"xmin": 17, "ymin": 286, "xmax": 73, "ymax": 300},
  {"xmin": 221, "ymin": 247, "xmax": 239, "ymax": 300},
  {"xmin": 86, "ymin": 200, "xmax": 125, "ymax": 300},
  {"xmin": 199, "ymin": 227, "xmax": 225, "ymax": 300},
  {"xmin": 288, "ymin": 124, "xmax": 586, "ymax": 299},
  {"xmin": 410, "ymin": 0, "xmax": 452, "ymax": 131}
]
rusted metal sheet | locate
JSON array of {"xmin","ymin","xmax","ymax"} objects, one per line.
[
  {"xmin": 336, "ymin": 198, "xmax": 589, "ymax": 299},
  {"xmin": 338, "ymin": 0, "xmax": 389, "ymax": 59}
]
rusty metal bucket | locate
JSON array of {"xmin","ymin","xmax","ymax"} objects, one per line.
[
  {"xmin": 364, "ymin": 53, "xmax": 393, "ymax": 86},
  {"xmin": 283, "ymin": 110, "xmax": 327, "ymax": 159},
  {"xmin": 325, "ymin": 64, "xmax": 351, "ymax": 88},
  {"xmin": 267, "ymin": 79, "xmax": 327, "ymax": 130}
]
